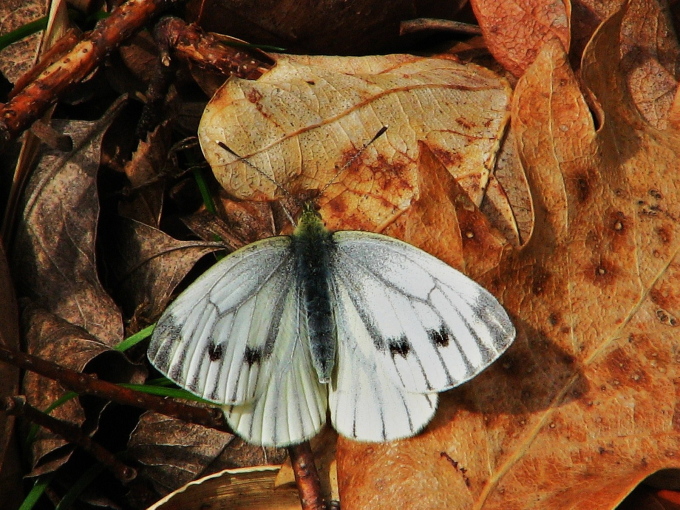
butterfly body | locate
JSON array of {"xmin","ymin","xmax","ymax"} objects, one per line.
[
  {"xmin": 149, "ymin": 204, "xmax": 515, "ymax": 446},
  {"xmin": 291, "ymin": 205, "xmax": 337, "ymax": 383}
]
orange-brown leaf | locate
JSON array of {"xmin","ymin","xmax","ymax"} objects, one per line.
[
  {"xmin": 199, "ymin": 54, "xmax": 511, "ymax": 234},
  {"xmin": 471, "ymin": 0, "xmax": 571, "ymax": 77},
  {"xmin": 338, "ymin": 1, "xmax": 680, "ymax": 508}
]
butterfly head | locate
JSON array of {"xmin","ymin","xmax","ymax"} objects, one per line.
[{"xmin": 293, "ymin": 201, "xmax": 327, "ymax": 238}]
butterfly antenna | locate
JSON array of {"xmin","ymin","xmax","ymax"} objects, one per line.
[
  {"xmin": 215, "ymin": 141, "xmax": 295, "ymax": 202},
  {"xmin": 319, "ymin": 125, "xmax": 388, "ymax": 196},
  {"xmin": 216, "ymin": 127, "xmax": 387, "ymax": 225},
  {"xmin": 215, "ymin": 140, "xmax": 297, "ymax": 226}
]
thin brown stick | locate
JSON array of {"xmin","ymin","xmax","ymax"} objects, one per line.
[
  {"xmin": 1, "ymin": 395, "xmax": 136, "ymax": 483},
  {"xmin": 0, "ymin": 346, "xmax": 228, "ymax": 432},
  {"xmin": 154, "ymin": 16, "xmax": 274, "ymax": 80},
  {"xmin": 0, "ymin": 0, "xmax": 183, "ymax": 149},
  {"xmin": 399, "ymin": 18, "xmax": 483, "ymax": 36},
  {"xmin": 288, "ymin": 442, "xmax": 327, "ymax": 510},
  {"xmin": 9, "ymin": 29, "xmax": 82, "ymax": 99}
]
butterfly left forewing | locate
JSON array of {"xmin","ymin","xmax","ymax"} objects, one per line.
[
  {"xmin": 150, "ymin": 235, "xmax": 328, "ymax": 447},
  {"xmin": 149, "ymin": 237, "xmax": 296, "ymax": 404},
  {"xmin": 330, "ymin": 231, "xmax": 515, "ymax": 395}
]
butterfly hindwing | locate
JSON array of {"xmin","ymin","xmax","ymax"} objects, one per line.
[
  {"xmin": 224, "ymin": 284, "xmax": 328, "ymax": 446},
  {"xmin": 330, "ymin": 231, "xmax": 515, "ymax": 395},
  {"xmin": 329, "ymin": 277, "xmax": 438, "ymax": 441}
]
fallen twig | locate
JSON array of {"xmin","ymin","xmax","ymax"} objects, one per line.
[
  {"xmin": 0, "ymin": 0, "xmax": 183, "ymax": 149},
  {"xmin": 0, "ymin": 346, "xmax": 228, "ymax": 431},
  {"xmin": 1, "ymin": 395, "xmax": 136, "ymax": 483},
  {"xmin": 289, "ymin": 442, "xmax": 328, "ymax": 510},
  {"xmin": 153, "ymin": 16, "xmax": 274, "ymax": 79}
]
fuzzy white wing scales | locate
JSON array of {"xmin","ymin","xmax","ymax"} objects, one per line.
[
  {"xmin": 224, "ymin": 286, "xmax": 328, "ymax": 446},
  {"xmin": 149, "ymin": 237, "xmax": 294, "ymax": 403},
  {"xmin": 330, "ymin": 278, "xmax": 438, "ymax": 441},
  {"xmin": 330, "ymin": 231, "xmax": 515, "ymax": 397},
  {"xmin": 149, "ymin": 236, "xmax": 328, "ymax": 447},
  {"xmin": 148, "ymin": 226, "xmax": 515, "ymax": 446}
]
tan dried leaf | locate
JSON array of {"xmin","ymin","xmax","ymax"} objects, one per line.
[
  {"xmin": 128, "ymin": 412, "xmax": 233, "ymax": 497},
  {"xmin": 9, "ymin": 103, "xmax": 149, "ymax": 475},
  {"xmin": 147, "ymin": 466, "xmax": 300, "ymax": 510},
  {"xmin": 199, "ymin": 54, "xmax": 511, "ymax": 233},
  {"xmin": 111, "ymin": 218, "xmax": 223, "ymax": 320},
  {"xmin": 119, "ymin": 122, "xmax": 173, "ymax": 227},
  {"xmin": 12, "ymin": 112, "xmax": 124, "ymax": 345},
  {"xmin": 570, "ymin": 0, "xmax": 625, "ymax": 65},
  {"xmin": 0, "ymin": 0, "xmax": 47, "ymax": 83},
  {"xmin": 617, "ymin": 0, "xmax": 680, "ymax": 129},
  {"xmin": 22, "ymin": 304, "xmax": 144, "ymax": 475}
]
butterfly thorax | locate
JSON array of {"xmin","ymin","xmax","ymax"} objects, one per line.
[{"xmin": 290, "ymin": 204, "xmax": 337, "ymax": 383}]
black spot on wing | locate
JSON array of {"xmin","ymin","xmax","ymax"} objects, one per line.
[
  {"xmin": 388, "ymin": 337, "xmax": 411, "ymax": 358},
  {"xmin": 208, "ymin": 342, "xmax": 223, "ymax": 361},
  {"xmin": 244, "ymin": 346, "xmax": 262, "ymax": 366},
  {"xmin": 429, "ymin": 327, "xmax": 450, "ymax": 347}
]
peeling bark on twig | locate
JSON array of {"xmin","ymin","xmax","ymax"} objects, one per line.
[{"xmin": 153, "ymin": 16, "xmax": 275, "ymax": 80}]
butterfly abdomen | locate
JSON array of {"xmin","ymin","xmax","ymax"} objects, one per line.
[{"xmin": 291, "ymin": 207, "xmax": 337, "ymax": 383}]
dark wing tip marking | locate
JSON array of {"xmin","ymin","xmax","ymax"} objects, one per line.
[
  {"xmin": 244, "ymin": 346, "xmax": 263, "ymax": 366},
  {"xmin": 152, "ymin": 318, "xmax": 186, "ymax": 380},
  {"xmin": 388, "ymin": 337, "xmax": 411, "ymax": 358},
  {"xmin": 148, "ymin": 318, "xmax": 181, "ymax": 358},
  {"xmin": 208, "ymin": 342, "xmax": 223, "ymax": 361}
]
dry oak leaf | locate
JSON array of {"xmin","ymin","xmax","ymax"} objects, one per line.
[
  {"xmin": 338, "ymin": 5, "xmax": 680, "ymax": 510},
  {"xmin": 12, "ymin": 112, "xmax": 125, "ymax": 346},
  {"xmin": 21, "ymin": 306, "xmax": 146, "ymax": 475},
  {"xmin": 9, "ymin": 102, "xmax": 145, "ymax": 475},
  {"xmin": 471, "ymin": 0, "xmax": 570, "ymax": 77},
  {"xmin": 111, "ymin": 218, "xmax": 224, "ymax": 320},
  {"xmin": 199, "ymin": 53, "xmax": 511, "ymax": 234},
  {"xmin": 617, "ymin": 0, "xmax": 680, "ymax": 130},
  {"xmin": 0, "ymin": 0, "xmax": 47, "ymax": 82},
  {"xmin": 127, "ymin": 412, "xmax": 232, "ymax": 498}
]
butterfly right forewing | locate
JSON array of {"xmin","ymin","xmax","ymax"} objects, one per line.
[{"xmin": 329, "ymin": 231, "xmax": 515, "ymax": 395}]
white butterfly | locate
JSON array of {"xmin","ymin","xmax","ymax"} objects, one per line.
[{"xmin": 148, "ymin": 202, "xmax": 516, "ymax": 447}]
